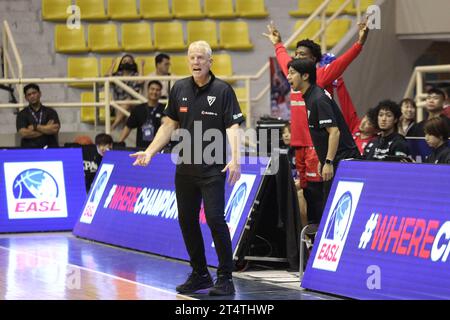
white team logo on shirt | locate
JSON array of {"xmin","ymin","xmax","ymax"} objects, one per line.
[{"xmin": 207, "ymin": 96, "xmax": 216, "ymax": 106}]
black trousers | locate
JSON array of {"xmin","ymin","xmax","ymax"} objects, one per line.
[{"xmin": 175, "ymin": 173, "xmax": 233, "ymax": 278}]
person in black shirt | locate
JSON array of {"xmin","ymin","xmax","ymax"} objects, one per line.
[
  {"xmin": 423, "ymin": 117, "xmax": 450, "ymax": 164},
  {"xmin": 407, "ymin": 88, "xmax": 450, "ymax": 137},
  {"xmin": 130, "ymin": 41, "xmax": 244, "ymax": 296},
  {"xmin": 364, "ymin": 100, "xmax": 410, "ymax": 161},
  {"xmin": 118, "ymin": 80, "xmax": 165, "ymax": 149},
  {"xmin": 16, "ymin": 83, "xmax": 60, "ymax": 148},
  {"xmin": 287, "ymin": 58, "xmax": 359, "ymax": 221}
]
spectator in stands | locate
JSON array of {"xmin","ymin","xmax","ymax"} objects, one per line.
[
  {"xmin": 84, "ymin": 133, "xmax": 113, "ymax": 191},
  {"xmin": 145, "ymin": 53, "xmax": 171, "ymax": 99},
  {"xmin": 398, "ymin": 98, "xmax": 417, "ymax": 136},
  {"xmin": 423, "ymin": 117, "xmax": 450, "ymax": 164},
  {"xmin": 364, "ymin": 100, "xmax": 410, "ymax": 161},
  {"xmin": 16, "ymin": 83, "xmax": 60, "ymax": 148},
  {"xmin": 118, "ymin": 80, "xmax": 165, "ymax": 149},
  {"xmin": 107, "ymin": 54, "xmax": 144, "ymax": 130},
  {"xmin": 407, "ymin": 88, "xmax": 450, "ymax": 137},
  {"xmin": 287, "ymin": 58, "xmax": 360, "ymax": 223},
  {"xmin": 336, "ymin": 78, "xmax": 378, "ymax": 154},
  {"xmin": 263, "ymin": 19, "xmax": 369, "ymax": 227}
]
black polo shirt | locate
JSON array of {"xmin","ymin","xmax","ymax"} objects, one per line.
[
  {"xmin": 126, "ymin": 102, "xmax": 165, "ymax": 148},
  {"xmin": 303, "ymin": 84, "xmax": 358, "ymax": 164},
  {"xmin": 363, "ymin": 132, "xmax": 410, "ymax": 160},
  {"xmin": 407, "ymin": 115, "xmax": 450, "ymax": 137},
  {"xmin": 16, "ymin": 105, "xmax": 60, "ymax": 148},
  {"xmin": 164, "ymin": 72, "xmax": 245, "ymax": 177},
  {"xmin": 424, "ymin": 143, "xmax": 450, "ymax": 164}
]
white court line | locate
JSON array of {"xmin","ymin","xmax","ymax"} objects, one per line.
[{"xmin": 0, "ymin": 245, "xmax": 196, "ymax": 300}]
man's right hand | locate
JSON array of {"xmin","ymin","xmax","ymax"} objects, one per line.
[
  {"xmin": 262, "ymin": 21, "xmax": 282, "ymax": 45},
  {"xmin": 130, "ymin": 151, "xmax": 152, "ymax": 167}
]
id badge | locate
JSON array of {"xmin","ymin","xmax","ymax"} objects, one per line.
[{"xmin": 141, "ymin": 122, "xmax": 155, "ymax": 141}]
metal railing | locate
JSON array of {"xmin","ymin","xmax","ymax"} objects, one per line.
[{"xmin": 403, "ymin": 64, "xmax": 450, "ymax": 122}]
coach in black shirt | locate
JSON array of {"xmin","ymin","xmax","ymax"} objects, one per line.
[
  {"xmin": 287, "ymin": 59, "xmax": 359, "ymax": 204},
  {"xmin": 130, "ymin": 41, "xmax": 244, "ymax": 296},
  {"xmin": 16, "ymin": 83, "xmax": 60, "ymax": 148},
  {"xmin": 119, "ymin": 80, "xmax": 165, "ymax": 149}
]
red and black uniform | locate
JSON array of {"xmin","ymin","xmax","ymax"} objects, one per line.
[
  {"xmin": 274, "ymin": 42, "xmax": 363, "ymax": 188},
  {"xmin": 336, "ymin": 78, "xmax": 375, "ymax": 154}
]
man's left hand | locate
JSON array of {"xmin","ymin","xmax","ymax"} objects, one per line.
[
  {"xmin": 321, "ymin": 163, "xmax": 334, "ymax": 181},
  {"xmin": 222, "ymin": 161, "xmax": 241, "ymax": 186}
]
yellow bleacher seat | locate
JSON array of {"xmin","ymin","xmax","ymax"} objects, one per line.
[
  {"xmin": 211, "ymin": 53, "xmax": 233, "ymax": 79},
  {"xmin": 324, "ymin": 18, "xmax": 351, "ymax": 48},
  {"xmin": 154, "ymin": 22, "xmax": 187, "ymax": 51},
  {"xmin": 346, "ymin": 0, "xmax": 375, "ymax": 14},
  {"xmin": 80, "ymin": 91, "xmax": 110, "ymax": 123},
  {"xmin": 75, "ymin": 0, "xmax": 108, "ymax": 21},
  {"xmin": 233, "ymin": 87, "xmax": 248, "ymax": 118},
  {"xmin": 288, "ymin": 20, "xmax": 321, "ymax": 50},
  {"xmin": 289, "ymin": 0, "xmax": 321, "ymax": 17},
  {"xmin": 100, "ymin": 57, "xmax": 120, "ymax": 76},
  {"xmin": 204, "ymin": 0, "xmax": 236, "ymax": 19},
  {"xmin": 136, "ymin": 56, "xmax": 156, "ymax": 75},
  {"xmin": 140, "ymin": 0, "xmax": 172, "ymax": 20},
  {"xmin": 187, "ymin": 21, "xmax": 219, "ymax": 50},
  {"xmin": 236, "ymin": 0, "xmax": 269, "ymax": 19},
  {"xmin": 88, "ymin": 24, "xmax": 121, "ymax": 52},
  {"xmin": 122, "ymin": 23, "xmax": 154, "ymax": 52},
  {"xmin": 54, "ymin": 24, "xmax": 88, "ymax": 53},
  {"xmin": 172, "ymin": 0, "xmax": 204, "ymax": 19},
  {"xmin": 42, "ymin": 0, "xmax": 71, "ymax": 21},
  {"xmin": 170, "ymin": 56, "xmax": 190, "ymax": 76},
  {"xmin": 67, "ymin": 57, "xmax": 99, "ymax": 88},
  {"xmin": 219, "ymin": 21, "xmax": 253, "ymax": 51},
  {"xmin": 325, "ymin": 0, "xmax": 355, "ymax": 15},
  {"xmin": 107, "ymin": 0, "xmax": 140, "ymax": 20}
]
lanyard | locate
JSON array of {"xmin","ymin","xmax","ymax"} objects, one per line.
[{"xmin": 29, "ymin": 107, "xmax": 43, "ymax": 125}]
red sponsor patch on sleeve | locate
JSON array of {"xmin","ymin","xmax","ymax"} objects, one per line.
[{"xmin": 179, "ymin": 106, "xmax": 188, "ymax": 113}]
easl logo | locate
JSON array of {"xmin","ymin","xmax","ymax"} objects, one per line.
[{"xmin": 4, "ymin": 162, "xmax": 68, "ymax": 219}]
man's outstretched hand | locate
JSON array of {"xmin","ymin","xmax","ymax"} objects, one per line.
[
  {"xmin": 130, "ymin": 151, "xmax": 152, "ymax": 167},
  {"xmin": 262, "ymin": 20, "xmax": 282, "ymax": 45}
]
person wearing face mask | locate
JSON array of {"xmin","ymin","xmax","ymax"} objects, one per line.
[
  {"xmin": 398, "ymin": 98, "xmax": 417, "ymax": 136},
  {"xmin": 107, "ymin": 54, "xmax": 144, "ymax": 130}
]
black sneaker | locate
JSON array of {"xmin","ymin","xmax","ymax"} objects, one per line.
[
  {"xmin": 176, "ymin": 272, "xmax": 213, "ymax": 294},
  {"xmin": 209, "ymin": 276, "xmax": 235, "ymax": 296}
]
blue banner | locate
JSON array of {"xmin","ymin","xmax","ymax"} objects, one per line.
[
  {"xmin": 73, "ymin": 152, "xmax": 268, "ymax": 267},
  {"xmin": 302, "ymin": 160, "xmax": 450, "ymax": 299},
  {"xmin": 0, "ymin": 148, "xmax": 86, "ymax": 232}
]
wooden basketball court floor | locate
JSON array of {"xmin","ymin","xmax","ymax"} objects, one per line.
[{"xmin": 0, "ymin": 232, "xmax": 338, "ymax": 300}]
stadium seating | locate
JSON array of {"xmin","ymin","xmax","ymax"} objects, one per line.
[
  {"xmin": 153, "ymin": 22, "xmax": 186, "ymax": 51},
  {"xmin": 135, "ymin": 56, "xmax": 156, "ymax": 75},
  {"xmin": 289, "ymin": 0, "xmax": 322, "ymax": 17},
  {"xmin": 75, "ymin": 0, "xmax": 108, "ymax": 21},
  {"xmin": 140, "ymin": 0, "xmax": 172, "ymax": 20},
  {"xmin": 211, "ymin": 54, "xmax": 234, "ymax": 81},
  {"xmin": 170, "ymin": 55, "xmax": 190, "ymax": 76},
  {"xmin": 288, "ymin": 19, "xmax": 321, "ymax": 50},
  {"xmin": 100, "ymin": 57, "xmax": 119, "ymax": 76},
  {"xmin": 121, "ymin": 23, "xmax": 154, "ymax": 52},
  {"xmin": 67, "ymin": 57, "xmax": 99, "ymax": 88},
  {"xmin": 88, "ymin": 24, "xmax": 121, "ymax": 52},
  {"xmin": 187, "ymin": 21, "xmax": 219, "ymax": 50},
  {"xmin": 54, "ymin": 24, "xmax": 88, "ymax": 53},
  {"xmin": 204, "ymin": 0, "xmax": 236, "ymax": 19},
  {"xmin": 107, "ymin": 0, "xmax": 140, "ymax": 21},
  {"xmin": 219, "ymin": 21, "xmax": 253, "ymax": 51},
  {"xmin": 172, "ymin": 0, "xmax": 205, "ymax": 19},
  {"xmin": 80, "ymin": 91, "xmax": 109, "ymax": 123},
  {"xmin": 42, "ymin": 0, "xmax": 71, "ymax": 21},
  {"xmin": 233, "ymin": 87, "xmax": 248, "ymax": 118},
  {"xmin": 236, "ymin": 0, "xmax": 269, "ymax": 18},
  {"xmin": 324, "ymin": 18, "xmax": 352, "ymax": 48}
]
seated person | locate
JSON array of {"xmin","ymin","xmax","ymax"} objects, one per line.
[
  {"xmin": 364, "ymin": 100, "xmax": 410, "ymax": 160},
  {"xmin": 84, "ymin": 133, "xmax": 113, "ymax": 192},
  {"xmin": 423, "ymin": 117, "xmax": 450, "ymax": 164}
]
